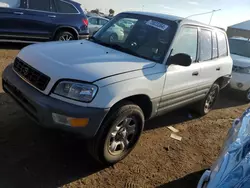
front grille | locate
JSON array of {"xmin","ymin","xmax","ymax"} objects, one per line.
[{"xmin": 13, "ymin": 58, "xmax": 50, "ymax": 91}]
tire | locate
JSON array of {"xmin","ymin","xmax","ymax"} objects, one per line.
[
  {"xmin": 109, "ymin": 33, "xmax": 118, "ymax": 43},
  {"xmin": 88, "ymin": 101, "xmax": 145, "ymax": 165},
  {"xmin": 194, "ymin": 83, "xmax": 220, "ymax": 116},
  {"xmin": 244, "ymin": 89, "xmax": 250, "ymax": 102},
  {"xmin": 55, "ymin": 31, "xmax": 75, "ymax": 41}
]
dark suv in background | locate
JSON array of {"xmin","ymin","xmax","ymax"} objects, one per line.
[{"xmin": 0, "ymin": 0, "xmax": 89, "ymax": 42}]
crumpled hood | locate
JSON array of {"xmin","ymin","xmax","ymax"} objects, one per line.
[
  {"xmin": 231, "ymin": 54, "xmax": 250, "ymax": 67},
  {"xmin": 17, "ymin": 40, "xmax": 155, "ymax": 94}
]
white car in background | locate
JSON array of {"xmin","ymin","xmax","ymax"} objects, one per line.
[
  {"xmin": 229, "ymin": 37, "xmax": 250, "ymax": 101},
  {"xmin": 88, "ymin": 16, "xmax": 109, "ymax": 36}
]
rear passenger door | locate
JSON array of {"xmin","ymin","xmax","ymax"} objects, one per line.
[{"xmin": 198, "ymin": 29, "xmax": 221, "ymax": 96}]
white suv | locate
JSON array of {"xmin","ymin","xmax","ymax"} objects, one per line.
[
  {"xmin": 229, "ymin": 37, "xmax": 250, "ymax": 101},
  {"xmin": 2, "ymin": 11, "xmax": 232, "ymax": 164}
]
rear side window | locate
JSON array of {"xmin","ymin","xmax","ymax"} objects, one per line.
[
  {"xmin": 212, "ymin": 32, "xmax": 218, "ymax": 58},
  {"xmin": 172, "ymin": 27, "xmax": 198, "ymax": 62},
  {"xmin": 0, "ymin": 0, "xmax": 20, "ymax": 8},
  {"xmin": 29, "ymin": 0, "xmax": 50, "ymax": 11},
  {"xmin": 200, "ymin": 29, "xmax": 212, "ymax": 61},
  {"xmin": 56, "ymin": 0, "xmax": 78, "ymax": 13},
  {"xmin": 217, "ymin": 31, "xmax": 228, "ymax": 57},
  {"xmin": 99, "ymin": 19, "xmax": 108, "ymax": 26},
  {"xmin": 89, "ymin": 18, "xmax": 98, "ymax": 25}
]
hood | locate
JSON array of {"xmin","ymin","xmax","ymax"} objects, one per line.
[
  {"xmin": 231, "ymin": 54, "xmax": 250, "ymax": 67},
  {"xmin": 17, "ymin": 40, "xmax": 155, "ymax": 94}
]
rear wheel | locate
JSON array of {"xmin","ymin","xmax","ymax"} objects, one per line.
[
  {"xmin": 88, "ymin": 102, "xmax": 144, "ymax": 165},
  {"xmin": 245, "ymin": 89, "xmax": 250, "ymax": 102},
  {"xmin": 195, "ymin": 83, "xmax": 220, "ymax": 116},
  {"xmin": 55, "ymin": 31, "xmax": 75, "ymax": 41}
]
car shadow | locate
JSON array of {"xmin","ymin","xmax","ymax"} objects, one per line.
[
  {"xmin": 0, "ymin": 42, "xmax": 29, "ymax": 50},
  {"xmin": 157, "ymin": 169, "xmax": 206, "ymax": 188},
  {"xmin": 0, "ymin": 89, "xmax": 245, "ymax": 188},
  {"xmin": 0, "ymin": 92, "xmax": 105, "ymax": 188}
]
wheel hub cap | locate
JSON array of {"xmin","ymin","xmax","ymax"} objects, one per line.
[{"xmin": 108, "ymin": 117, "xmax": 137, "ymax": 155}]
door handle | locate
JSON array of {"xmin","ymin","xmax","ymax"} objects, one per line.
[
  {"xmin": 192, "ymin": 71, "xmax": 199, "ymax": 76},
  {"xmin": 48, "ymin": 15, "xmax": 56, "ymax": 18},
  {"xmin": 216, "ymin": 67, "xmax": 221, "ymax": 71},
  {"xmin": 13, "ymin": 12, "xmax": 24, "ymax": 15}
]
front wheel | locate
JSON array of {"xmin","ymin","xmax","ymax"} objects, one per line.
[
  {"xmin": 88, "ymin": 102, "xmax": 144, "ymax": 165},
  {"xmin": 195, "ymin": 83, "xmax": 220, "ymax": 116},
  {"xmin": 244, "ymin": 89, "xmax": 250, "ymax": 102}
]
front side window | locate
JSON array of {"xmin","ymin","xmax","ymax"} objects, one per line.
[
  {"xmin": 57, "ymin": 0, "xmax": 78, "ymax": 13},
  {"xmin": 217, "ymin": 31, "xmax": 228, "ymax": 57},
  {"xmin": 172, "ymin": 27, "xmax": 198, "ymax": 62},
  {"xmin": 89, "ymin": 18, "xmax": 98, "ymax": 25},
  {"xmin": 29, "ymin": 0, "xmax": 50, "ymax": 11},
  {"xmin": 93, "ymin": 13, "xmax": 177, "ymax": 63},
  {"xmin": 0, "ymin": 0, "xmax": 20, "ymax": 8},
  {"xmin": 200, "ymin": 29, "xmax": 212, "ymax": 61}
]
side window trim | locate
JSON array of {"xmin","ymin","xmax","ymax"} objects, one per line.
[{"xmin": 212, "ymin": 31, "xmax": 219, "ymax": 59}]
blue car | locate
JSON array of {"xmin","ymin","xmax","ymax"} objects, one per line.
[{"xmin": 0, "ymin": 0, "xmax": 89, "ymax": 42}]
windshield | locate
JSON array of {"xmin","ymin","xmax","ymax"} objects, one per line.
[
  {"xmin": 91, "ymin": 13, "xmax": 177, "ymax": 63},
  {"xmin": 229, "ymin": 38, "xmax": 250, "ymax": 58}
]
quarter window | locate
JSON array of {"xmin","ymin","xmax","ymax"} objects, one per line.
[
  {"xmin": 212, "ymin": 32, "xmax": 218, "ymax": 58},
  {"xmin": 56, "ymin": 0, "xmax": 78, "ymax": 13},
  {"xmin": 172, "ymin": 27, "xmax": 198, "ymax": 62},
  {"xmin": 200, "ymin": 29, "xmax": 212, "ymax": 61},
  {"xmin": 29, "ymin": 0, "xmax": 50, "ymax": 11},
  {"xmin": 217, "ymin": 31, "xmax": 228, "ymax": 57},
  {"xmin": 0, "ymin": 0, "xmax": 20, "ymax": 8}
]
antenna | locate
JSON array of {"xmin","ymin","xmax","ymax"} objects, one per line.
[{"xmin": 183, "ymin": 9, "xmax": 221, "ymax": 25}]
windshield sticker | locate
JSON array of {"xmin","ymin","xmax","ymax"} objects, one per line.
[{"xmin": 146, "ymin": 20, "xmax": 169, "ymax": 31}]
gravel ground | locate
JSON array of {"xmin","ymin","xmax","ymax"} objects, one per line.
[{"xmin": 0, "ymin": 43, "xmax": 248, "ymax": 188}]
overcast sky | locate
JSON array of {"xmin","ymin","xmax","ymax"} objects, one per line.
[{"xmin": 76, "ymin": 0, "xmax": 250, "ymax": 29}]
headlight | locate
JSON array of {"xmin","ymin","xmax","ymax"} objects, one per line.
[
  {"xmin": 233, "ymin": 65, "xmax": 250, "ymax": 74},
  {"xmin": 53, "ymin": 81, "xmax": 98, "ymax": 102}
]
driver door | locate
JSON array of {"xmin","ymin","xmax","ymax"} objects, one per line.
[{"xmin": 158, "ymin": 26, "xmax": 201, "ymax": 115}]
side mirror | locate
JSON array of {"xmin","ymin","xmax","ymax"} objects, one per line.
[{"xmin": 168, "ymin": 53, "xmax": 192, "ymax": 67}]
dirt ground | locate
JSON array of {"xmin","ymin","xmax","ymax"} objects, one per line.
[{"xmin": 0, "ymin": 43, "xmax": 248, "ymax": 188}]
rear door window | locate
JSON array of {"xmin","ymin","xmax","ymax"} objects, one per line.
[
  {"xmin": 200, "ymin": 29, "xmax": 212, "ymax": 61},
  {"xmin": 28, "ymin": 0, "xmax": 50, "ymax": 11},
  {"xmin": 56, "ymin": 0, "xmax": 78, "ymax": 13},
  {"xmin": 0, "ymin": 0, "xmax": 20, "ymax": 8},
  {"xmin": 212, "ymin": 32, "xmax": 218, "ymax": 58},
  {"xmin": 217, "ymin": 31, "xmax": 228, "ymax": 57},
  {"xmin": 89, "ymin": 18, "xmax": 98, "ymax": 25},
  {"xmin": 172, "ymin": 27, "xmax": 198, "ymax": 62},
  {"xmin": 99, "ymin": 19, "xmax": 108, "ymax": 26}
]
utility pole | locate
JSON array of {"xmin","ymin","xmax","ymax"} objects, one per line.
[
  {"xmin": 209, "ymin": 9, "xmax": 221, "ymax": 25},
  {"xmin": 142, "ymin": 5, "xmax": 144, "ymax": 11}
]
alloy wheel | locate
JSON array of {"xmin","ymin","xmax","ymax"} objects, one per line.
[{"xmin": 108, "ymin": 116, "xmax": 137, "ymax": 156}]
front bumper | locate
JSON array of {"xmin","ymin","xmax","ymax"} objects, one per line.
[{"xmin": 2, "ymin": 64, "xmax": 108, "ymax": 138}]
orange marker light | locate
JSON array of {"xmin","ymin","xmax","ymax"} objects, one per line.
[{"xmin": 68, "ymin": 118, "xmax": 89, "ymax": 127}]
